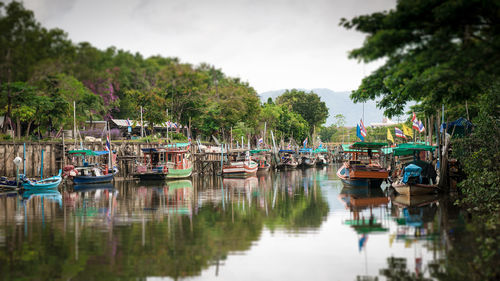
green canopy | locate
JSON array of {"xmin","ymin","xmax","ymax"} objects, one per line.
[
  {"xmin": 342, "ymin": 144, "xmax": 381, "ymax": 153},
  {"xmin": 350, "ymin": 142, "xmax": 388, "ymax": 149},
  {"xmin": 313, "ymin": 148, "xmax": 328, "ymax": 153},
  {"xmin": 393, "ymin": 143, "xmax": 436, "ymax": 156},
  {"xmin": 250, "ymin": 149, "xmax": 270, "ymax": 154},
  {"xmin": 165, "ymin": 143, "xmax": 190, "ymax": 148},
  {"xmin": 68, "ymin": 150, "xmax": 105, "ymax": 156}
]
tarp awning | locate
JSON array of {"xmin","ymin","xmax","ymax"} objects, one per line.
[
  {"xmin": 393, "ymin": 143, "xmax": 436, "ymax": 156},
  {"xmin": 68, "ymin": 150, "xmax": 112, "ymax": 156},
  {"xmin": 350, "ymin": 142, "xmax": 388, "ymax": 150}
]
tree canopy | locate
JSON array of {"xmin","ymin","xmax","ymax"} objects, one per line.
[{"xmin": 340, "ymin": 0, "xmax": 500, "ymax": 117}]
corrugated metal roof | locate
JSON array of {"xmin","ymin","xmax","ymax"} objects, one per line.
[{"xmin": 111, "ymin": 119, "xmax": 183, "ymax": 128}]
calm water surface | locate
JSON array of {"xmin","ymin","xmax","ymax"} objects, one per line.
[{"xmin": 0, "ymin": 166, "xmax": 461, "ymax": 280}]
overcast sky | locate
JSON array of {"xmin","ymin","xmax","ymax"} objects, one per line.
[{"xmin": 23, "ymin": 0, "xmax": 396, "ymax": 93}]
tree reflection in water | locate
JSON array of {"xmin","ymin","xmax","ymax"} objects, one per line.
[{"xmin": 0, "ymin": 170, "xmax": 329, "ymax": 280}]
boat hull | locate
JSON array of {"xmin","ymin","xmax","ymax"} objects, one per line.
[
  {"xmin": 73, "ymin": 170, "xmax": 116, "ymax": 184},
  {"xmin": 22, "ymin": 170, "xmax": 62, "ymax": 190},
  {"xmin": 392, "ymin": 183, "xmax": 438, "ymax": 195},
  {"xmin": 166, "ymin": 166, "xmax": 193, "ymax": 179},
  {"xmin": 336, "ymin": 164, "xmax": 385, "ymax": 188},
  {"xmin": 223, "ymin": 161, "xmax": 258, "ymax": 178}
]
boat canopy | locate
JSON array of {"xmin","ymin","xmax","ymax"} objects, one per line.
[
  {"xmin": 299, "ymin": 148, "xmax": 313, "ymax": 153},
  {"xmin": 68, "ymin": 150, "xmax": 112, "ymax": 156},
  {"xmin": 393, "ymin": 143, "xmax": 436, "ymax": 156},
  {"xmin": 250, "ymin": 149, "xmax": 270, "ymax": 154},
  {"xmin": 165, "ymin": 142, "xmax": 190, "ymax": 148},
  {"xmin": 313, "ymin": 148, "xmax": 328, "ymax": 153},
  {"xmin": 342, "ymin": 144, "xmax": 381, "ymax": 153},
  {"xmin": 350, "ymin": 142, "xmax": 388, "ymax": 150}
]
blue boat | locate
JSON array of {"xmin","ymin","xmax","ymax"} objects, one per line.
[
  {"xmin": 22, "ymin": 170, "xmax": 62, "ymax": 190},
  {"xmin": 68, "ymin": 150, "xmax": 119, "ymax": 184},
  {"xmin": 73, "ymin": 166, "xmax": 118, "ymax": 184}
]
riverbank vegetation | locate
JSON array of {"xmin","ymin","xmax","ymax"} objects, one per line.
[{"xmin": 342, "ymin": 0, "xmax": 500, "ymax": 279}]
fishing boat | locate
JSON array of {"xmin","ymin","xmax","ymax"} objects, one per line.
[
  {"xmin": 276, "ymin": 150, "xmax": 299, "ymax": 169},
  {"xmin": 22, "ymin": 170, "xmax": 62, "ymax": 190},
  {"xmin": 316, "ymin": 153, "xmax": 329, "ymax": 166},
  {"xmin": 299, "ymin": 148, "xmax": 316, "ymax": 168},
  {"xmin": 134, "ymin": 143, "xmax": 192, "ymax": 180},
  {"xmin": 165, "ymin": 143, "xmax": 193, "ymax": 179},
  {"xmin": 390, "ymin": 143, "xmax": 439, "ymax": 195},
  {"xmin": 222, "ymin": 151, "xmax": 258, "ymax": 177},
  {"xmin": 336, "ymin": 142, "xmax": 389, "ymax": 188},
  {"xmin": 66, "ymin": 150, "xmax": 118, "ymax": 184}
]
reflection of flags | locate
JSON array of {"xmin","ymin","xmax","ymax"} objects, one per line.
[
  {"xmin": 360, "ymin": 119, "xmax": 367, "ymax": 137},
  {"xmin": 356, "ymin": 124, "xmax": 365, "ymax": 141},
  {"xmin": 387, "ymin": 128, "xmax": 395, "ymax": 143},
  {"xmin": 395, "ymin": 127, "xmax": 405, "ymax": 138},
  {"xmin": 105, "ymin": 135, "xmax": 111, "ymax": 151},
  {"xmin": 303, "ymin": 138, "xmax": 308, "ymax": 147},
  {"xmin": 418, "ymin": 120, "xmax": 425, "ymax": 132},
  {"xmin": 358, "ymin": 234, "xmax": 368, "ymax": 252},
  {"xmin": 403, "ymin": 124, "xmax": 413, "ymax": 138}
]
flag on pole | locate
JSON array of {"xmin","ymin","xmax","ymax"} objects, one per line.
[
  {"xmin": 303, "ymin": 138, "xmax": 308, "ymax": 147},
  {"xmin": 418, "ymin": 120, "xmax": 425, "ymax": 132},
  {"xmin": 105, "ymin": 134, "xmax": 111, "ymax": 151},
  {"xmin": 395, "ymin": 127, "xmax": 406, "ymax": 138},
  {"xmin": 287, "ymin": 143, "xmax": 292, "ymax": 150},
  {"xmin": 402, "ymin": 124, "xmax": 413, "ymax": 138},
  {"xmin": 188, "ymin": 136, "xmax": 192, "ymax": 143},
  {"xmin": 258, "ymin": 137, "xmax": 263, "ymax": 144},
  {"xmin": 411, "ymin": 112, "xmax": 417, "ymax": 122},
  {"xmin": 360, "ymin": 119, "xmax": 367, "ymax": 137},
  {"xmin": 387, "ymin": 128, "xmax": 395, "ymax": 143},
  {"xmin": 356, "ymin": 124, "xmax": 365, "ymax": 141},
  {"xmin": 126, "ymin": 118, "xmax": 131, "ymax": 126}
]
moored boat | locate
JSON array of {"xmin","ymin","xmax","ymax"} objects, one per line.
[
  {"xmin": 336, "ymin": 142, "xmax": 389, "ymax": 188},
  {"xmin": 276, "ymin": 150, "xmax": 299, "ymax": 169},
  {"xmin": 22, "ymin": 170, "xmax": 63, "ymax": 190},
  {"xmin": 390, "ymin": 143, "xmax": 439, "ymax": 195},
  {"xmin": 66, "ymin": 150, "xmax": 118, "ymax": 184},
  {"xmin": 222, "ymin": 151, "xmax": 258, "ymax": 177}
]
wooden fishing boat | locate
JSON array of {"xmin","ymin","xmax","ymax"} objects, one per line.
[
  {"xmin": 165, "ymin": 144, "xmax": 193, "ymax": 179},
  {"xmin": 336, "ymin": 142, "xmax": 389, "ymax": 188},
  {"xmin": 316, "ymin": 153, "xmax": 329, "ymax": 166},
  {"xmin": 134, "ymin": 143, "xmax": 192, "ymax": 180},
  {"xmin": 299, "ymin": 148, "xmax": 316, "ymax": 168},
  {"xmin": 22, "ymin": 170, "xmax": 63, "ymax": 190},
  {"xmin": 390, "ymin": 144, "xmax": 439, "ymax": 196},
  {"xmin": 257, "ymin": 159, "xmax": 271, "ymax": 173},
  {"xmin": 222, "ymin": 151, "xmax": 258, "ymax": 178},
  {"xmin": 66, "ymin": 150, "xmax": 118, "ymax": 184},
  {"xmin": 277, "ymin": 150, "xmax": 299, "ymax": 169}
]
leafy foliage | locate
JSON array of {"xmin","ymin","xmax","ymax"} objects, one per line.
[{"xmin": 341, "ymin": 0, "xmax": 500, "ymax": 117}]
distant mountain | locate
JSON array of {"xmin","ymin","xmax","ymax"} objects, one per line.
[{"xmin": 259, "ymin": 88, "xmax": 390, "ymax": 127}]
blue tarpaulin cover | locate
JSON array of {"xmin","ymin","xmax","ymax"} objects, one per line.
[{"xmin": 402, "ymin": 164, "xmax": 422, "ymax": 184}]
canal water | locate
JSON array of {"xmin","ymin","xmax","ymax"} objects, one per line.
[{"xmin": 0, "ymin": 166, "xmax": 461, "ymax": 280}]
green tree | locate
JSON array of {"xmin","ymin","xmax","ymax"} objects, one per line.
[
  {"xmin": 340, "ymin": 0, "xmax": 500, "ymax": 118},
  {"xmin": 275, "ymin": 89, "xmax": 329, "ymax": 133}
]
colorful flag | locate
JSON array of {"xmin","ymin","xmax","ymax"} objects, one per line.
[
  {"xmin": 287, "ymin": 143, "xmax": 292, "ymax": 150},
  {"xmin": 395, "ymin": 127, "xmax": 406, "ymax": 138},
  {"xmin": 105, "ymin": 135, "xmax": 111, "ymax": 151},
  {"xmin": 258, "ymin": 138, "xmax": 263, "ymax": 144},
  {"xmin": 418, "ymin": 120, "xmax": 425, "ymax": 132},
  {"xmin": 126, "ymin": 118, "xmax": 131, "ymax": 126},
  {"xmin": 188, "ymin": 136, "xmax": 192, "ymax": 143},
  {"xmin": 387, "ymin": 128, "xmax": 395, "ymax": 143},
  {"xmin": 403, "ymin": 124, "xmax": 413, "ymax": 138},
  {"xmin": 303, "ymin": 138, "xmax": 308, "ymax": 147},
  {"xmin": 356, "ymin": 124, "xmax": 365, "ymax": 141},
  {"xmin": 411, "ymin": 112, "xmax": 417, "ymax": 122},
  {"xmin": 360, "ymin": 119, "xmax": 367, "ymax": 137}
]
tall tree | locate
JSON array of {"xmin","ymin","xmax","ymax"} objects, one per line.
[
  {"xmin": 275, "ymin": 89, "xmax": 329, "ymax": 134},
  {"xmin": 340, "ymin": 0, "xmax": 500, "ymax": 117}
]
